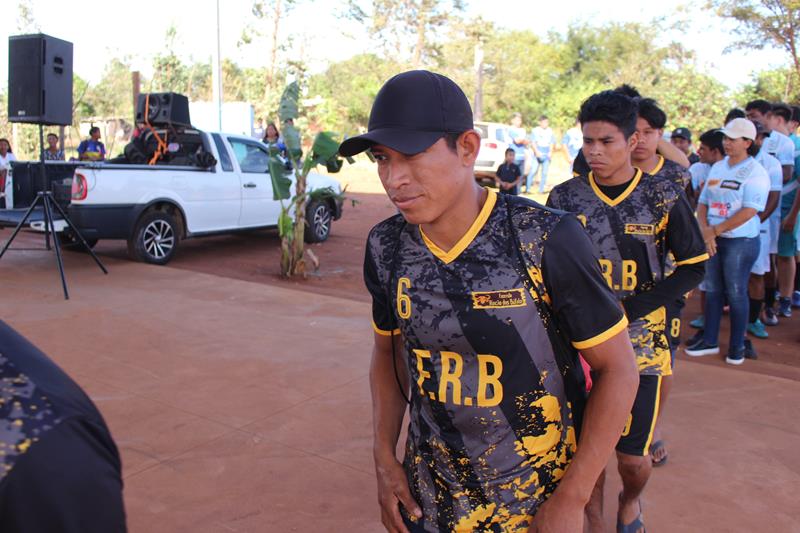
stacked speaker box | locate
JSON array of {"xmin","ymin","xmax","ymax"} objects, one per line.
[
  {"xmin": 135, "ymin": 93, "xmax": 191, "ymax": 127},
  {"xmin": 8, "ymin": 34, "xmax": 73, "ymax": 126}
]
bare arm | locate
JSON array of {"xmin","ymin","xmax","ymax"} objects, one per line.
[
  {"xmin": 657, "ymin": 139, "xmax": 690, "ymax": 168},
  {"xmin": 371, "ymin": 333, "xmax": 420, "ymax": 533},
  {"xmin": 760, "ymin": 191, "xmax": 780, "ymax": 222},
  {"xmin": 781, "ymin": 165, "xmax": 794, "ymax": 185},
  {"xmin": 529, "ymin": 330, "xmax": 639, "ymax": 531},
  {"xmin": 783, "ymin": 186, "xmax": 800, "ymax": 231}
]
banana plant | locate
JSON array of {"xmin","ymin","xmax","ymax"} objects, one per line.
[{"xmin": 266, "ymin": 81, "xmax": 347, "ymax": 277}]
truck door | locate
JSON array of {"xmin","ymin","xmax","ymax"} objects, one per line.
[{"xmin": 227, "ymin": 137, "xmax": 282, "ymax": 227}]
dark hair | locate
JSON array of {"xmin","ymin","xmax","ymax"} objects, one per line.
[
  {"xmin": 0, "ymin": 138, "xmax": 12, "ymax": 152},
  {"xmin": 89, "ymin": 126, "xmax": 100, "ymax": 136},
  {"xmin": 791, "ymin": 105, "xmax": 800, "ymax": 124},
  {"xmin": 47, "ymin": 133, "xmax": 58, "ymax": 140},
  {"xmin": 637, "ymin": 98, "xmax": 667, "ymax": 129},
  {"xmin": 745, "ymin": 99, "xmax": 771, "ymax": 115},
  {"xmin": 614, "ymin": 84, "xmax": 641, "ymax": 99},
  {"xmin": 505, "ymin": 147, "xmax": 515, "ymax": 155},
  {"xmin": 725, "ymin": 108, "xmax": 746, "ymax": 123},
  {"xmin": 746, "ymin": 139, "xmax": 759, "ymax": 157},
  {"xmin": 444, "ymin": 131, "xmax": 467, "ymax": 153},
  {"xmin": 538, "ymin": 115, "xmax": 548, "ymax": 121},
  {"xmin": 263, "ymin": 122, "xmax": 280, "ymax": 141},
  {"xmin": 771, "ymin": 102, "xmax": 792, "ymax": 122},
  {"xmin": 699, "ymin": 129, "xmax": 724, "ymax": 155},
  {"xmin": 579, "ymin": 90, "xmax": 639, "ymax": 139}
]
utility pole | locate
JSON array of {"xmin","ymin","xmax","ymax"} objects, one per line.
[
  {"xmin": 132, "ymin": 71, "xmax": 141, "ymax": 119},
  {"xmin": 211, "ymin": 0, "xmax": 223, "ymax": 131}
]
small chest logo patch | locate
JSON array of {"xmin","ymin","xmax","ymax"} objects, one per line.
[
  {"xmin": 472, "ymin": 288, "xmax": 527, "ymax": 309},
  {"xmin": 625, "ymin": 223, "xmax": 655, "ymax": 235},
  {"xmin": 720, "ymin": 180, "xmax": 741, "ymax": 190}
]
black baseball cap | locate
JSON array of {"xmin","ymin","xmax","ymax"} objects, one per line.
[
  {"xmin": 671, "ymin": 127, "xmax": 692, "ymax": 141},
  {"xmin": 338, "ymin": 70, "xmax": 473, "ymax": 157}
]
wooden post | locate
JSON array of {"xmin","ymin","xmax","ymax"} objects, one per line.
[{"xmin": 132, "ymin": 71, "xmax": 141, "ymax": 121}]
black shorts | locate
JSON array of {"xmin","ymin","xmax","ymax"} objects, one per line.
[
  {"xmin": 616, "ymin": 375, "xmax": 662, "ymax": 456},
  {"xmin": 665, "ymin": 298, "xmax": 685, "ymax": 368}
]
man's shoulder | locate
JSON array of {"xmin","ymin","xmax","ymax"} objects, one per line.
[
  {"xmin": 548, "ymin": 175, "xmax": 589, "ymax": 199},
  {"xmin": 367, "ymin": 213, "xmax": 406, "ymax": 247},
  {"xmin": 504, "ymin": 194, "xmax": 575, "ymax": 236}
]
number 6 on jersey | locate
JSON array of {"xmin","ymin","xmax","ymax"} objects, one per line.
[{"xmin": 397, "ymin": 277, "xmax": 412, "ymax": 319}]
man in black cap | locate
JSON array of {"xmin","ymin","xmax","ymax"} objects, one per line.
[
  {"xmin": 671, "ymin": 127, "xmax": 700, "ymax": 165},
  {"xmin": 341, "ymin": 70, "xmax": 639, "ymax": 533}
]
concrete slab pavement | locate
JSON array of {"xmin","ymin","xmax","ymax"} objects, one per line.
[{"xmin": 1, "ymin": 241, "xmax": 799, "ymax": 532}]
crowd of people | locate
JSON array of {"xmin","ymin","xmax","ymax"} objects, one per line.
[{"xmin": 348, "ymin": 69, "xmax": 798, "ymax": 533}]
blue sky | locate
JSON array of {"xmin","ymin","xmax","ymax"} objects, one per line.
[{"xmin": 0, "ymin": 0, "xmax": 787, "ymax": 91}]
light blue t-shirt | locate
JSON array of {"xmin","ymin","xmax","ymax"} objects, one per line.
[
  {"xmin": 698, "ymin": 156, "xmax": 770, "ymax": 239},
  {"xmin": 689, "ymin": 162, "xmax": 710, "ymax": 193},
  {"xmin": 562, "ymin": 128, "xmax": 582, "ymax": 161},
  {"xmin": 531, "ymin": 126, "xmax": 555, "ymax": 157},
  {"xmin": 755, "ymin": 149, "xmax": 783, "ymax": 229},
  {"xmin": 764, "ymin": 130, "xmax": 795, "ymax": 167},
  {"xmin": 507, "ymin": 126, "xmax": 528, "ymax": 160},
  {"xmin": 784, "ymin": 133, "xmax": 800, "ymax": 209}
]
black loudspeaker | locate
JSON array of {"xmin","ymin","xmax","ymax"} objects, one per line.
[
  {"xmin": 8, "ymin": 34, "xmax": 73, "ymax": 126},
  {"xmin": 135, "ymin": 93, "xmax": 191, "ymax": 127}
]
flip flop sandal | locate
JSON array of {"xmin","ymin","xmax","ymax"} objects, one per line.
[
  {"xmin": 650, "ymin": 439, "xmax": 668, "ymax": 467},
  {"xmin": 617, "ymin": 492, "xmax": 646, "ymax": 533}
]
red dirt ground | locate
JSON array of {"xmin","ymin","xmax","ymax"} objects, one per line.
[{"xmin": 89, "ymin": 163, "xmax": 800, "ymax": 381}]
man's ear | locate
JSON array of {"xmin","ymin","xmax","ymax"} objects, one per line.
[
  {"xmin": 627, "ymin": 131, "xmax": 640, "ymax": 151},
  {"xmin": 459, "ymin": 130, "xmax": 481, "ymax": 166}
]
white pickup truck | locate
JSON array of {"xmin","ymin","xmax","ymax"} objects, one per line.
[{"xmin": 10, "ymin": 130, "xmax": 344, "ymax": 265}]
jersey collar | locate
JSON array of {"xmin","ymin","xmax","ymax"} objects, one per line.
[
  {"xmin": 647, "ymin": 155, "xmax": 665, "ymax": 175},
  {"xmin": 589, "ymin": 168, "xmax": 643, "ymax": 207},
  {"xmin": 419, "ymin": 189, "xmax": 497, "ymax": 264}
]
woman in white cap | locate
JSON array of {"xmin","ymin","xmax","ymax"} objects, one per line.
[{"xmin": 686, "ymin": 118, "xmax": 770, "ymax": 365}]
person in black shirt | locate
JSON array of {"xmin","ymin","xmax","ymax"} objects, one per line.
[
  {"xmin": 495, "ymin": 148, "xmax": 522, "ymax": 195},
  {"xmin": 0, "ymin": 320, "xmax": 126, "ymax": 532}
]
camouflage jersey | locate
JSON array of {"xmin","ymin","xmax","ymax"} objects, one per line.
[
  {"xmin": 647, "ymin": 155, "xmax": 690, "ymax": 191},
  {"xmin": 0, "ymin": 321, "xmax": 126, "ymax": 532},
  {"xmin": 364, "ymin": 190, "xmax": 627, "ymax": 532},
  {"xmin": 547, "ymin": 169, "xmax": 708, "ymax": 376}
]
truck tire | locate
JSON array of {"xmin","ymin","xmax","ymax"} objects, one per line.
[
  {"xmin": 128, "ymin": 209, "xmax": 180, "ymax": 265},
  {"xmin": 304, "ymin": 199, "xmax": 332, "ymax": 243}
]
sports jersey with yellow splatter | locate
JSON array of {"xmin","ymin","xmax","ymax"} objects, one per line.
[
  {"xmin": 547, "ymin": 170, "xmax": 707, "ymax": 376},
  {"xmin": 364, "ymin": 190, "xmax": 627, "ymax": 532}
]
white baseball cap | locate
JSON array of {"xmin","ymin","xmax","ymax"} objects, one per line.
[{"xmin": 721, "ymin": 118, "xmax": 757, "ymax": 141}]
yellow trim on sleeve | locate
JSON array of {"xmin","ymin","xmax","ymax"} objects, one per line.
[
  {"xmin": 675, "ymin": 253, "xmax": 710, "ymax": 266},
  {"xmin": 572, "ymin": 315, "xmax": 629, "ymax": 350},
  {"xmin": 372, "ymin": 320, "xmax": 400, "ymax": 337},
  {"xmin": 419, "ymin": 188, "xmax": 497, "ymax": 265},
  {"xmin": 647, "ymin": 155, "xmax": 665, "ymax": 176},
  {"xmin": 588, "ymin": 169, "xmax": 643, "ymax": 207}
]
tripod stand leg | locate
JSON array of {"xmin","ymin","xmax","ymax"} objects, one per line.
[
  {"xmin": 48, "ymin": 198, "xmax": 108, "ymax": 275},
  {"xmin": 0, "ymin": 196, "xmax": 42, "ymax": 259},
  {"xmin": 42, "ymin": 193, "xmax": 69, "ymax": 300}
]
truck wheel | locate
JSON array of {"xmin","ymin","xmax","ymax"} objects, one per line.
[
  {"xmin": 128, "ymin": 210, "xmax": 180, "ymax": 265},
  {"xmin": 304, "ymin": 200, "xmax": 332, "ymax": 243}
]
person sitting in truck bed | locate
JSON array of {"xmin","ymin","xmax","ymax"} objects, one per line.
[{"xmin": 78, "ymin": 127, "xmax": 106, "ymax": 161}]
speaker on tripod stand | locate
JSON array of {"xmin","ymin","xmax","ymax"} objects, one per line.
[{"xmin": 1, "ymin": 33, "xmax": 107, "ymax": 300}]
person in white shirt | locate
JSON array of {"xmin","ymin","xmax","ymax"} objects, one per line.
[{"xmin": 0, "ymin": 138, "xmax": 17, "ymax": 202}]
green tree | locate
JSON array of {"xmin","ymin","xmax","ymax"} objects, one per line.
[
  {"xmin": 736, "ymin": 66, "xmax": 800, "ymax": 103},
  {"xmin": 710, "ymin": 0, "xmax": 800, "ymax": 80},
  {"xmin": 345, "ymin": 0, "xmax": 465, "ymax": 68}
]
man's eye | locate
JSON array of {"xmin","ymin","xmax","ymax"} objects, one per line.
[{"xmin": 373, "ymin": 154, "xmax": 388, "ymax": 162}]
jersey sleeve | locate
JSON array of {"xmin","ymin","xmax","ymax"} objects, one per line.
[
  {"xmin": 77, "ymin": 140, "xmax": 87, "ymax": 155},
  {"xmin": 778, "ymin": 139, "xmax": 795, "ymax": 166},
  {"xmin": 0, "ymin": 418, "xmax": 126, "ymax": 533},
  {"xmin": 364, "ymin": 238, "xmax": 399, "ymax": 336},
  {"xmin": 768, "ymin": 160, "xmax": 783, "ymax": 191},
  {"xmin": 669, "ymin": 193, "xmax": 709, "ymax": 266},
  {"xmin": 542, "ymin": 215, "xmax": 628, "ymax": 350},
  {"xmin": 742, "ymin": 170, "xmax": 770, "ymax": 211}
]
